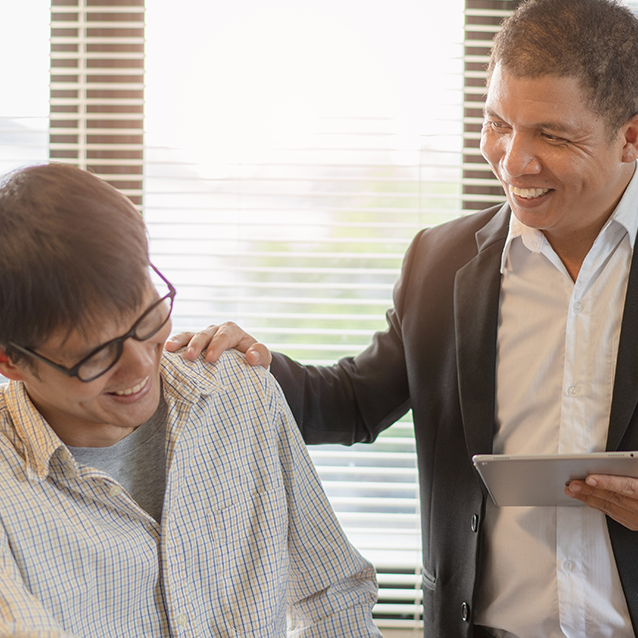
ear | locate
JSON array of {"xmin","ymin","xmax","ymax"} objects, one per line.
[
  {"xmin": 0, "ymin": 347, "xmax": 29, "ymax": 382},
  {"xmin": 621, "ymin": 114, "xmax": 638, "ymax": 163}
]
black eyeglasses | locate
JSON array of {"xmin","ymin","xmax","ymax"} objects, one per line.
[{"xmin": 9, "ymin": 265, "xmax": 176, "ymax": 383}]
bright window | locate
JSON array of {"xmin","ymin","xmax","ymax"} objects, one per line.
[
  {"xmin": 5, "ymin": 0, "xmax": 638, "ymax": 634},
  {"xmin": 144, "ymin": 2, "xmax": 464, "ymax": 632},
  {"xmin": 0, "ymin": 1, "xmax": 468, "ymax": 634}
]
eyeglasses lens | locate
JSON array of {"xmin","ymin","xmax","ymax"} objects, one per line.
[{"xmin": 77, "ymin": 296, "xmax": 173, "ymax": 382}]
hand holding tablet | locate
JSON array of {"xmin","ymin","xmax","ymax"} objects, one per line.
[{"xmin": 472, "ymin": 452, "xmax": 638, "ymax": 507}]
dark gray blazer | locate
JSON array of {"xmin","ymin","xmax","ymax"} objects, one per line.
[{"xmin": 271, "ymin": 203, "xmax": 638, "ymax": 637}]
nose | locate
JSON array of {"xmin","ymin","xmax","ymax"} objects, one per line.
[
  {"xmin": 114, "ymin": 336, "xmax": 157, "ymax": 379},
  {"xmin": 500, "ymin": 132, "xmax": 542, "ymax": 178}
]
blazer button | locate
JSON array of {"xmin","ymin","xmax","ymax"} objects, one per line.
[
  {"xmin": 462, "ymin": 601, "xmax": 469, "ymax": 622},
  {"xmin": 471, "ymin": 514, "xmax": 479, "ymax": 532}
]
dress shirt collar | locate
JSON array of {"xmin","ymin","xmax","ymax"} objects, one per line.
[
  {"xmin": 3, "ymin": 352, "xmax": 230, "ymax": 482},
  {"xmin": 500, "ymin": 163, "xmax": 638, "ymax": 273},
  {"xmin": 4, "ymin": 381, "xmax": 69, "ymax": 482}
]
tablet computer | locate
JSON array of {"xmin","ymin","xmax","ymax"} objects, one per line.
[{"xmin": 472, "ymin": 452, "xmax": 638, "ymax": 507}]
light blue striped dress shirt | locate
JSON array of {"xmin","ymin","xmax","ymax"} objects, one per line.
[{"xmin": 0, "ymin": 350, "xmax": 381, "ymax": 637}]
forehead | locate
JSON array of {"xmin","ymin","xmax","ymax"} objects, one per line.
[{"xmin": 485, "ymin": 64, "xmax": 602, "ymax": 133}]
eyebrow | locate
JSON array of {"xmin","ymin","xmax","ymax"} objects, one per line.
[{"xmin": 483, "ymin": 106, "xmax": 576, "ymax": 135}]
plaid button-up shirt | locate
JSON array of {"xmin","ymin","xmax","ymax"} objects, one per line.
[{"xmin": 0, "ymin": 350, "xmax": 380, "ymax": 637}]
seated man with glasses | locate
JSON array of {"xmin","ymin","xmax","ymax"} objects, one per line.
[{"xmin": 0, "ymin": 163, "xmax": 381, "ymax": 637}]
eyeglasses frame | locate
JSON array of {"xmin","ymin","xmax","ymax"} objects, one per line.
[{"xmin": 8, "ymin": 264, "xmax": 176, "ymax": 383}]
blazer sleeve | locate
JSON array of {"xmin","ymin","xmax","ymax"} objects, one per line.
[{"xmin": 270, "ymin": 229, "xmax": 426, "ymax": 446}]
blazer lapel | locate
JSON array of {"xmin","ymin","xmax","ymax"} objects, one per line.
[
  {"xmin": 607, "ymin": 244, "xmax": 638, "ymax": 450},
  {"xmin": 606, "ymin": 241, "xmax": 638, "ymax": 636},
  {"xmin": 455, "ymin": 206, "xmax": 509, "ymax": 459}
]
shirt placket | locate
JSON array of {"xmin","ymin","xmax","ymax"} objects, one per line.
[
  {"xmin": 556, "ymin": 267, "xmax": 598, "ymax": 637},
  {"xmin": 159, "ymin": 403, "xmax": 201, "ymax": 638}
]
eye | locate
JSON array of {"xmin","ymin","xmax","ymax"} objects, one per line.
[
  {"xmin": 135, "ymin": 304, "xmax": 163, "ymax": 334},
  {"xmin": 541, "ymin": 132, "xmax": 567, "ymax": 143},
  {"xmin": 483, "ymin": 120, "xmax": 508, "ymax": 133},
  {"xmin": 83, "ymin": 342, "xmax": 119, "ymax": 370}
]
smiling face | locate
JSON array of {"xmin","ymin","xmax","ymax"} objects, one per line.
[
  {"xmin": 2, "ymin": 283, "xmax": 172, "ymax": 447},
  {"xmin": 481, "ymin": 64, "xmax": 638, "ymax": 258}
]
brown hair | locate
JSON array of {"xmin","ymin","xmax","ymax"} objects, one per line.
[
  {"xmin": 488, "ymin": 0, "xmax": 638, "ymax": 133},
  {"xmin": 0, "ymin": 163, "xmax": 149, "ymax": 362}
]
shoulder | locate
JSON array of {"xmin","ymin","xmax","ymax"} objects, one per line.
[
  {"xmin": 162, "ymin": 349, "xmax": 282, "ymax": 408},
  {"xmin": 162, "ymin": 350, "xmax": 295, "ymax": 467},
  {"xmin": 402, "ymin": 204, "xmax": 509, "ymax": 272},
  {"xmin": 165, "ymin": 347, "xmax": 270, "ymax": 384},
  {"xmin": 417, "ymin": 204, "xmax": 508, "ymax": 248}
]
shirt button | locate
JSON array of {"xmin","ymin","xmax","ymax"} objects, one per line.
[
  {"xmin": 567, "ymin": 385, "xmax": 580, "ymax": 397},
  {"xmin": 573, "ymin": 300, "xmax": 583, "ymax": 314},
  {"xmin": 563, "ymin": 559, "xmax": 574, "ymax": 572},
  {"xmin": 461, "ymin": 601, "xmax": 469, "ymax": 621},
  {"xmin": 109, "ymin": 485, "xmax": 123, "ymax": 497},
  {"xmin": 471, "ymin": 514, "xmax": 479, "ymax": 532},
  {"xmin": 177, "ymin": 613, "xmax": 188, "ymax": 626}
]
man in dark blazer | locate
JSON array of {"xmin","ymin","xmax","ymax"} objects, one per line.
[{"xmin": 169, "ymin": 0, "xmax": 638, "ymax": 635}]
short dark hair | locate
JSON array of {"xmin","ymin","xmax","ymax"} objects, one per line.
[
  {"xmin": 0, "ymin": 163, "xmax": 150, "ymax": 363},
  {"xmin": 488, "ymin": 0, "xmax": 638, "ymax": 133}
]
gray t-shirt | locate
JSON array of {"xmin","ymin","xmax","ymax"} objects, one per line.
[{"xmin": 68, "ymin": 396, "xmax": 168, "ymax": 522}]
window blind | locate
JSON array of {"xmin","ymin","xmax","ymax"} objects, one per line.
[
  {"xmin": 2, "ymin": 0, "xmax": 535, "ymax": 634},
  {"xmin": 143, "ymin": 1, "xmax": 468, "ymax": 633},
  {"xmin": 49, "ymin": 0, "xmax": 144, "ymax": 206},
  {"xmin": 462, "ymin": 0, "xmax": 520, "ymax": 211}
]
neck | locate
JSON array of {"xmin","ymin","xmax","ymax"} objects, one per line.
[{"xmin": 545, "ymin": 228, "xmax": 604, "ymax": 282}]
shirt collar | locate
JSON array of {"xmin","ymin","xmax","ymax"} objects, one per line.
[
  {"xmin": 3, "ymin": 353, "xmax": 230, "ymax": 482},
  {"xmin": 500, "ymin": 163, "xmax": 638, "ymax": 273},
  {"xmin": 4, "ymin": 381, "xmax": 73, "ymax": 482}
]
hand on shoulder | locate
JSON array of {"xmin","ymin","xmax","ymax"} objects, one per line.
[{"xmin": 165, "ymin": 321, "xmax": 272, "ymax": 369}]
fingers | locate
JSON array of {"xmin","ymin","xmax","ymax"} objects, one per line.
[
  {"xmin": 565, "ymin": 475, "xmax": 638, "ymax": 531},
  {"xmin": 164, "ymin": 322, "xmax": 272, "ymax": 368},
  {"xmin": 164, "ymin": 326, "xmax": 219, "ymax": 361},
  {"xmin": 245, "ymin": 343, "xmax": 273, "ymax": 369},
  {"xmin": 200, "ymin": 322, "xmax": 255, "ymax": 363},
  {"xmin": 164, "ymin": 331, "xmax": 196, "ymax": 352}
]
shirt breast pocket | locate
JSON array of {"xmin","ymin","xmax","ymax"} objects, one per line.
[{"xmin": 210, "ymin": 487, "xmax": 289, "ymax": 636}]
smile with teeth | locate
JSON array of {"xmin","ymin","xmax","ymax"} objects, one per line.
[
  {"xmin": 113, "ymin": 376, "xmax": 149, "ymax": 396},
  {"xmin": 509, "ymin": 185, "xmax": 550, "ymax": 199}
]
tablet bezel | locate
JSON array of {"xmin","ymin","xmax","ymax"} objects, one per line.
[{"xmin": 472, "ymin": 452, "xmax": 638, "ymax": 507}]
